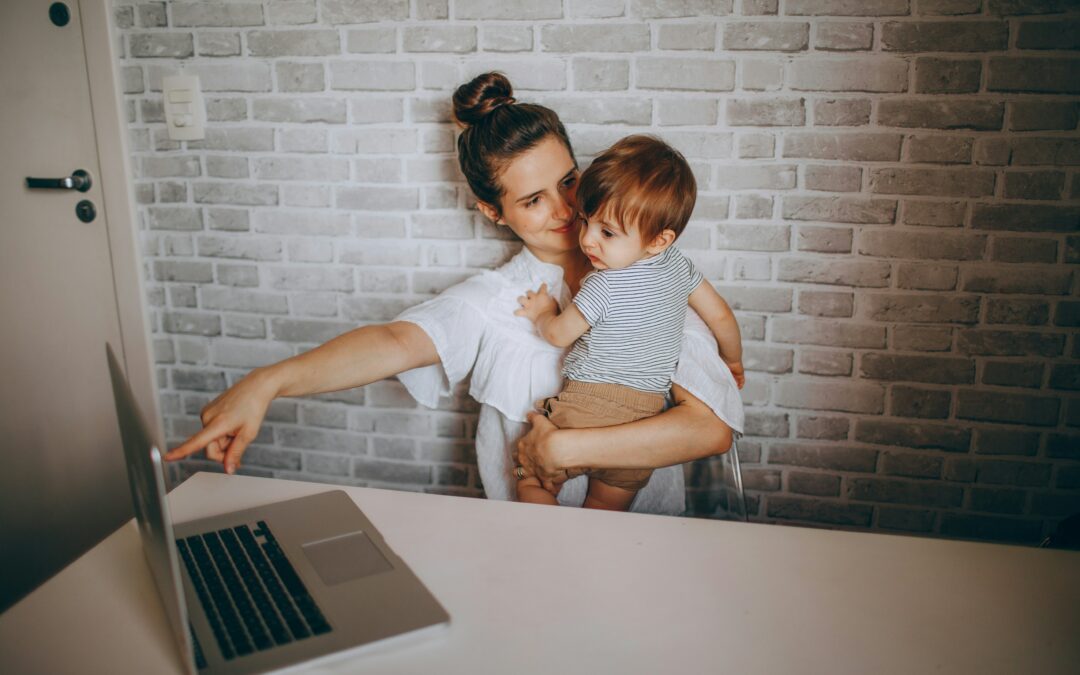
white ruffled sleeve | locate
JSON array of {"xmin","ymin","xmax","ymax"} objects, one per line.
[
  {"xmin": 672, "ymin": 309, "xmax": 745, "ymax": 435},
  {"xmin": 393, "ymin": 275, "xmax": 491, "ymax": 408}
]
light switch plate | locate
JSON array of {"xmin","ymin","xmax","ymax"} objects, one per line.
[{"xmin": 162, "ymin": 75, "xmax": 206, "ymax": 141}]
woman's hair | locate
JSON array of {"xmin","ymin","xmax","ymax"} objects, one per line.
[
  {"xmin": 576, "ymin": 134, "xmax": 697, "ymax": 243},
  {"xmin": 452, "ymin": 72, "xmax": 575, "ymax": 214}
]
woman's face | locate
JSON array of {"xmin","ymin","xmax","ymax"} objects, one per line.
[{"xmin": 480, "ymin": 135, "xmax": 581, "ymax": 264}]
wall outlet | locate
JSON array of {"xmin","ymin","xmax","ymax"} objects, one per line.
[{"xmin": 162, "ymin": 75, "xmax": 206, "ymax": 141}]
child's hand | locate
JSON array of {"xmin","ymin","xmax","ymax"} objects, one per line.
[
  {"xmin": 725, "ymin": 359, "xmax": 745, "ymax": 389},
  {"xmin": 514, "ymin": 283, "xmax": 558, "ymax": 324}
]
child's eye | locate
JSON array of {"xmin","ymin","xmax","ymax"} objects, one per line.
[{"xmin": 602, "ymin": 229, "xmax": 614, "ymax": 238}]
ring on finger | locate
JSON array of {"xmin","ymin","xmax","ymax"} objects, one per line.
[{"xmin": 515, "ymin": 466, "xmax": 525, "ymax": 480}]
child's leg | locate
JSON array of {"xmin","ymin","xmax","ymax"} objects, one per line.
[
  {"xmin": 517, "ymin": 475, "xmax": 558, "ymax": 505},
  {"xmin": 582, "ymin": 477, "xmax": 638, "ymax": 512}
]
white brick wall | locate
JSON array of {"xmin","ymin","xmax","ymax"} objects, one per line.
[{"xmin": 113, "ymin": 0, "xmax": 1080, "ymax": 545}]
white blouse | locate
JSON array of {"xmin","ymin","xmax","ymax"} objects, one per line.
[{"xmin": 395, "ymin": 246, "xmax": 744, "ymax": 516}]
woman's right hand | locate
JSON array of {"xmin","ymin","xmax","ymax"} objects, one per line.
[{"xmin": 164, "ymin": 367, "xmax": 279, "ymax": 474}]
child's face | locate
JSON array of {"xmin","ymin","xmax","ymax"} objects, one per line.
[{"xmin": 577, "ymin": 208, "xmax": 655, "ymax": 271}]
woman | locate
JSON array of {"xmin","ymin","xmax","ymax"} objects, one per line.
[{"xmin": 167, "ymin": 72, "xmax": 744, "ymax": 515}]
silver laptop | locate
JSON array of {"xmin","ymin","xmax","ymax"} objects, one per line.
[{"xmin": 106, "ymin": 345, "xmax": 449, "ymax": 674}]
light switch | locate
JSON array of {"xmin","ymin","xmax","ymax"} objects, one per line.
[{"xmin": 162, "ymin": 75, "xmax": 206, "ymax": 141}]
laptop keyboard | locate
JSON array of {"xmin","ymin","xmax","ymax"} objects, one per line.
[{"xmin": 176, "ymin": 521, "xmax": 332, "ymax": 664}]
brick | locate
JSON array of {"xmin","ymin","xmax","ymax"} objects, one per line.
[
  {"xmin": 974, "ymin": 139, "xmax": 1012, "ymax": 166},
  {"xmin": 742, "ymin": 0, "xmax": 779, "ymax": 14},
  {"xmin": 1056, "ymin": 302, "xmax": 1080, "ymax": 327},
  {"xmin": 815, "ymin": 22, "xmax": 874, "ymax": 51},
  {"xmin": 796, "ymin": 416, "xmax": 850, "ymax": 440},
  {"xmin": 154, "ymin": 261, "xmax": 212, "ymax": 283},
  {"xmin": 216, "ymin": 264, "xmax": 259, "ymax": 287},
  {"xmin": 906, "ymin": 135, "xmax": 973, "ymax": 165},
  {"xmin": 542, "ymin": 24, "xmax": 648, "ymax": 52},
  {"xmin": 269, "ymin": 267, "xmax": 353, "ymax": 292},
  {"xmin": 404, "ymin": 26, "xmax": 476, "ymax": 53},
  {"xmin": 188, "ymin": 128, "xmax": 274, "ymax": 152},
  {"xmin": 783, "ymin": 132, "xmax": 901, "ymax": 161},
  {"xmin": 741, "ymin": 58, "xmax": 784, "ymax": 91},
  {"xmin": 1068, "ymin": 236, "xmax": 1080, "ymax": 263},
  {"xmin": 972, "ymin": 204, "xmax": 1080, "ymax": 233},
  {"xmin": 142, "ymin": 156, "xmax": 200, "ymax": 178},
  {"xmin": 456, "ymin": 0, "xmax": 560, "ymax": 19},
  {"xmin": 202, "ymin": 288, "xmax": 288, "ymax": 315},
  {"xmin": 963, "ymin": 266, "xmax": 1072, "ymax": 295},
  {"xmin": 958, "ymin": 330, "xmax": 1064, "ymax": 357},
  {"xmin": 573, "ymin": 58, "xmax": 630, "ymax": 91},
  {"xmin": 896, "ymin": 263, "xmax": 958, "ymax": 291},
  {"xmin": 482, "ymin": 25, "xmax": 533, "ymax": 52},
  {"xmin": 197, "ymin": 236, "xmax": 281, "ymax": 261},
  {"xmin": 797, "ymin": 291, "xmax": 853, "ymax": 317},
  {"xmin": 337, "ymin": 187, "xmax": 418, "ymax": 211},
  {"xmin": 870, "ymin": 168, "xmax": 995, "ymax": 197},
  {"xmin": 727, "ymin": 98, "xmax": 805, "ymax": 126},
  {"xmin": 990, "ymin": 237, "xmax": 1057, "ymax": 264},
  {"xmin": 659, "ymin": 23, "xmax": 716, "ymax": 50},
  {"xmin": 940, "ymin": 513, "xmax": 1042, "ymax": 544},
  {"xmin": 344, "ymin": 27, "xmax": 396, "ymax": 53},
  {"xmin": 164, "ymin": 312, "xmax": 221, "ymax": 337},
  {"xmin": 321, "ymin": 0, "xmax": 407, "ymax": 22},
  {"xmin": 902, "ymin": 200, "xmax": 966, "ymax": 228},
  {"xmin": 797, "ymin": 226, "xmax": 853, "ymax": 253},
  {"xmin": 254, "ymin": 156, "xmax": 348, "ymax": 182},
  {"xmin": 130, "ymin": 32, "xmax": 194, "ymax": 58},
  {"xmin": 788, "ymin": 472, "xmax": 841, "ymax": 497},
  {"xmin": 206, "ymin": 156, "xmax": 248, "ymax": 179},
  {"xmin": 173, "ymin": 369, "xmax": 227, "ymax": 392},
  {"xmin": 882, "ymin": 21, "xmax": 1007, "ymax": 51},
  {"xmin": 893, "ymin": 325, "xmax": 953, "ymax": 352},
  {"xmin": 207, "ymin": 209, "xmax": 249, "ymax": 233},
  {"xmin": 723, "ymin": 22, "xmax": 809, "ymax": 51},
  {"xmin": 1050, "ymin": 364, "xmax": 1080, "ymax": 391},
  {"xmin": 714, "ymin": 165, "xmax": 796, "ymax": 190},
  {"xmin": 248, "ymin": 30, "xmax": 338, "ymax": 57},
  {"xmin": 787, "ymin": 0, "xmax": 909, "ymax": 14},
  {"xmin": 330, "ymin": 61, "xmax": 414, "ymax": 91},
  {"xmin": 629, "ymin": 0, "xmax": 733, "ymax": 17},
  {"xmin": 774, "ymin": 380, "xmax": 885, "ymax": 414},
  {"xmin": 879, "ymin": 101, "xmax": 1002, "ymax": 131},
  {"xmin": 983, "ymin": 361, "xmax": 1044, "ymax": 388},
  {"xmin": 914, "ymin": 58, "xmax": 981, "ymax": 94},
  {"xmin": 783, "ymin": 197, "xmax": 897, "ymax": 224},
  {"xmin": 733, "ymin": 194, "xmax": 773, "ymax": 218},
  {"xmin": 637, "ymin": 58, "xmax": 736, "ymax": 91},
  {"xmin": 769, "ymin": 443, "xmax": 877, "ymax": 471},
  {"xmin": 861, "ymin": 353, "xmax": 974, "ymax": 384},
  {"xmin": 779, "ymin": 258, "xmax": 890, "ymax": 287},
  {"xmin": 976, "ymin": 459, "xmax": 1052, "ymax": 487},
  {"xmin": 985, "ymin": 298, "xmax": 1051, "ymax": 325},
  {"xmin": 542, "ymin": 97, "xmax": 651, "ymax": 125},
  {"xmin": 714, "ymin": 224, "xmax": 788, "ymax": 252},
  {"xmin": 790, "ymin": 57, "xmax": 908, "ymax": 92},
  {"xmin": 848, "ymin": 478, "xmax": 963, "ymax": 508},
  {"xmin": 882, "ymin": 451, "xmax": 943, "ymax": 479},
  {"xmin": 891, "ymin": 385, "xmax": 951, "ymax": 419},
  {"xmin": 193, "ymin": 183, "xmax": 277, "ymax": 206},
  {"xmin": 805, "ymin": 166, "xmax": 861, "ymax": 192},
  {"xmin": 798, "ymin": 349, "xmax": 852, "ymax": 376},
  {"xmin": 1004, "ymin": 172, "xmax": 1066, "ymax": 200},
  {"xmin": 1046, "ymin": 433, "xmax": 1080, "ymax": 459},
  {"xmin": 744, "ymin": 411, "xmax": 790, "ymax": 437},
  {"xmin": 861, "ymin": 294, "xmax": 979, "ymax": 324},
  {"xmin": 737, "ymin": 134, "xmax": 776, "ymax": 159},
  {"xmin": 878, "ymin": 507, "xmax": 936, "ymax": 533},
  {"xmin": 813, "ymin": 99, "xmax": 871, "ymax": 126},
  {"xmin": 974, "ymin": 429, "xmax": 1040, "ymax": 456},
  {"xmin": 172, "ymin": 2, "xmax": 263, "ymax": 26},
  {"xmin": 1010, "ymin": 137, "xmax": 1080, "ymax": 166},
  {"xmin": 661, "ymin": 132, "xmax": 735, "ymax": 159},
  {"xmin": 859, "ymin": 230, "xmax": 985, "ymax": 260},
  {"xmin": 767, "ymin": 497, "xmax": 872, "ymax": 526},
  {"xmin": 988, "ymin": 58, "xmax": 1080, "ymax": 94},
  {"xmin": 1008, "ymin": 101, "xmax": 1079, "ymax": 132},
  {"xmin": 970, "ymin": 487, "xmax": 1026, "ymax": 514},
  {"xmin": 958, "ymin": 391, "xmax": 1061, "ymax": 426}
]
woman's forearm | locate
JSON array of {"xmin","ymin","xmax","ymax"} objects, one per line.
[
  {"xmin": 555, "ymin": 384, "xmax": 733, "ymax": 470},
  {"xmin": 262, "ymin": 321, "xmax": 439, "ymax": 399}
]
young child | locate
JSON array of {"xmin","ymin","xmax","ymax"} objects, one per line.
[{"xmin": 514, "ymin": 134, "xmax": 744, "ymax": 511}]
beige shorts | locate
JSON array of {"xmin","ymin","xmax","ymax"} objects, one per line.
[{"xmin": 542, "ymin": 380, "xmax": 667, "ymax": 492}]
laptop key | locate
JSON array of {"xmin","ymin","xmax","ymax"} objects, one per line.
[
  {"xmin": 257, "ymin": 521, "xmax": 333, "ymax": 636},
  {"xmin": 187, "ymin": 535, "xmax": 254, "ymax": 657},
  {"xmin": 176, "ymin": 540, "xmax": 235, "ymax": 661},
  {"xmin": 219, "ymin": 527, "xmax": 291, "ymax": 648},
  {"xmin": 236, "ymin": 525, "xmax": 310, "ymax": 641},
  {"xmin": 204, "ymin": 531, "xmax": 273, "ymax": 652}
]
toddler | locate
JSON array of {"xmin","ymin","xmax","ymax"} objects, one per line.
[{"xmin": 515, "ymin": 135, "xmax": 744, "ymax": 511}]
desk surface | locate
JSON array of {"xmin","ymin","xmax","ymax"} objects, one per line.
[{"xmin": 1, "ymin": 472, "xmax": 1077, "ymax": 674}]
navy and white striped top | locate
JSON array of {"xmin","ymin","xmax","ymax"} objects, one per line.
[{"xmin": 563, "ymin": 246, "xmax": 704, "ymax": 394}]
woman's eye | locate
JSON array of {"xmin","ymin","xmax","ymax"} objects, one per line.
[
  {"xmin": 562, "ymin": 175, "xmax": 578, "ymax": 188},
  {"xmin": 525, "ymin": 196, "xmax": 540, "ymax": 208}
]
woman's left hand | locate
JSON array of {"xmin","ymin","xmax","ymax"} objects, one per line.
[{"xmin": 515, "ymin": 410, "xmax": 569, "ymax": 493}]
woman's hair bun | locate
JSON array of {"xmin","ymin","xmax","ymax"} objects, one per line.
[{"xmin": 452, "ymin": 72, "xmax": 516, "ymax": 128}]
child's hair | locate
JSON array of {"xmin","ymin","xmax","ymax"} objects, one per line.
[
  {"xmin": 576, "ymin": 135, "xmax": 696, "ymax": 243},
  {"xmin": 452, "ymin": 72, "xmax": 576, "ymax": 215}
]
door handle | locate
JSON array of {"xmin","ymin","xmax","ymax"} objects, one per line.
[{"xmin": 26, "ymin": 169, "xmax": 92, "ymax": 192}]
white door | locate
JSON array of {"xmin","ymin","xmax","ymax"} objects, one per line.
[{"xmin": 0, "ymin": 0, "xmax": 133, "ymax": 611}]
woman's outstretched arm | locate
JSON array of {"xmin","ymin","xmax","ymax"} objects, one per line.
[
  {"xmin": 515, "ymin": 384, "xmax": 732, "ymax": 486},
  {"xmin": 165, "ymin": 321, "xmax": 439, "ymax": 473}
]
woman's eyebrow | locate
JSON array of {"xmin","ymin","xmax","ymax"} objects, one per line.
[{"xmin": 514, "ymin": 168, "xmax": 577, "ymax": 204}]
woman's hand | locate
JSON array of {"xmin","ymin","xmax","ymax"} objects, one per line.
[
  {"xmin": 164, "ymin": 368, "xmax": 278, "ymax": 474},
  {"xmin": 514, "ymin": 283, "xmax": 558, "ymax": 324},
  {"xmin": 515, "ymin": 410, "xmax": 569, "ymax": 494}
]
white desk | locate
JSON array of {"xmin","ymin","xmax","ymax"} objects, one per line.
[{"xmin": 1, "ymin": 473, "xmax": 1077, "ymax": 674}]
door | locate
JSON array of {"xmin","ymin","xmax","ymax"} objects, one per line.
[{"xmin": 0, "ymin": 0, "xmax": 133, "ymax": 611}]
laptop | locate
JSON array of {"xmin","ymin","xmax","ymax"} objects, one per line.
[{"xmin": 106, "ymin": 345, "xmax": 450, "ymax": 674}]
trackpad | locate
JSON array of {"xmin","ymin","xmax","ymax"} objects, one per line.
[{"xmin": 302, "ymin": 532, "xmax": 392, "ymax": 586}]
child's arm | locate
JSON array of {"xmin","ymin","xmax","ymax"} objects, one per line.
[
  {"xmin": 688, "ymin": 281, "xmax": 745, "ymax": 388},
  {"xmin": 514, "ymin": 283, "xmax": 590, "ymax": 348}
]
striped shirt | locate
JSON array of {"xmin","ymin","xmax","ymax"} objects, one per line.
[{"xmin": 563, "ymin": 246, "xmax": 704, "ymax": 394}]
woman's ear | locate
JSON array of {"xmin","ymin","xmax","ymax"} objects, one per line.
[
  {"xmin": 476, "ymin": 201, "xmax": 503, "ymax": 225},
  {"xmin": 646, "ymin": 229, "xmax": 677, "ymax": 254}
]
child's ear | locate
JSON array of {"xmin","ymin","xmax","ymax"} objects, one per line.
[
  {"xmin": 476, "ymin": 201, "xmax": 504, "ymax": 225},
  {"xmin": 646, "ymin": 229, "xmax": 677, "ymax": 254}
]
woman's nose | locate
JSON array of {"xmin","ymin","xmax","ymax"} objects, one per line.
[{"xmin": 553, "ymin": 191, "xmax": 573, "ymax": 222}]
